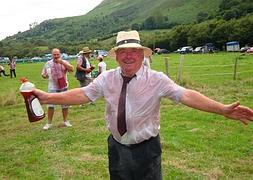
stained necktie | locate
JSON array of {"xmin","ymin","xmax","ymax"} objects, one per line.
[{"xmin": 117, "ymin": 74, "xmax": 135, "ymax": 136}]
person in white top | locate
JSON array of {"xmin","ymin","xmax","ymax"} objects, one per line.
[
  {"xmin": 41, "ymin": 48, "xmax": 74, "ymax": 130},
  {"xmin": 97, "ymin": 55, "xmax": 107, "ymax": 76},
  {"xmin": 34, "ymin": 31, "xmax": 253, "ymax": 179},
  {"xmin": 0, "ymin": 64, "xmax": 9, "ymax": 77}
]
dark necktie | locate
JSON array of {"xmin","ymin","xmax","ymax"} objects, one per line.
[{"xmin": 117, "ymin": 74, "xmax": 135, "ymax": 136}]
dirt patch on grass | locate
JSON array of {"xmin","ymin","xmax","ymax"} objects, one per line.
[
  {"xmin": 0, "ymin": 90, "xmax": 20, "ymax": 107},
  {"xmin": 167, "ymin": 160, "xmax": 224, "ymax": 179},
  {"xmin": 77, "ymin": 152, "xmax": 105, "ymax": 162}
]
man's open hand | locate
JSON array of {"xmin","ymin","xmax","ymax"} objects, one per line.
[{"xmin": 223, "ymin": 102, "xmax": 253, "ymax": 125}]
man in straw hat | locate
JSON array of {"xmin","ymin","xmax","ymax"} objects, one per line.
[
  {"xmin": 34, "ymin": 30, "xmax": 253, "ymax": 179},
  {"xmin": 75, "ymin": 47, "xmax": 95, "ymax": 87}
]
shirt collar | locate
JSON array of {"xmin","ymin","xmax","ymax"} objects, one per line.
[
  {"xmin": 135, "ymin": 65, "xmax": 144, "ymax": 80},
  {"xmin": 117, "ymin": 65, "xmax": 144, "ymax": 80}
]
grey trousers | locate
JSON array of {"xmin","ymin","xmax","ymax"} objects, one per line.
[
  {"xmin": 79, "ymin": 77, "xmax": 92, "ymax": 87},
  {"xmin": 108, "ymin": 134, "xmax": 162, "ymax": 180}
]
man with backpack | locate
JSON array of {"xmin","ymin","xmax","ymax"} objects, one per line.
[{"xmin": 75, "ymin": 47, "xmax": 95, "ymax": 87}]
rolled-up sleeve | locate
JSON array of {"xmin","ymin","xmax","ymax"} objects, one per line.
[
  {"xmin": 159, "ymin": 73, "xmax": 185, "ymax": 102},
  {"xmin": 77, "ymin": 57, "xmax": 83, "ymax": 66},
  {"xmin": 82, "ymin": 74, "xmax": 104, "ymax": 102}
]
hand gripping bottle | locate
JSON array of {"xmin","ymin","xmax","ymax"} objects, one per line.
[{"xmin": 20, "ymin": 78, "xmax": 45, "ymax": 122}]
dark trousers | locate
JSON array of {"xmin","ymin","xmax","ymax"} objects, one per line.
[
  {"xmin": 108, "ymin": 134, "xmax": 162, "ymax": 180},
  {"xmin": 10, "ymin": 69, "xmax": 16, "ymax": 78},
  {"xmin": 0, "ymin": 70, "xmax": 9, "ymax": 76}
]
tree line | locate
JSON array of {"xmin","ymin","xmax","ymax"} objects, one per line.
[
  {"xmin": 0, "ymin": 14, "xmax": 252, "ymax": 58},
  {"xmin": 141, "ymin": 14, "xmax": 253, "ymax": 51}
]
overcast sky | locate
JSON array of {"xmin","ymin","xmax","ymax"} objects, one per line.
[{"xmin": 0, "ymin": 0, "xmax": 103, "ymax": 40}]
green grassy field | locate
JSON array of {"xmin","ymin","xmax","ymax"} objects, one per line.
[{"xmin": 0, "ymin": 53, "xmax": 253, "ymax": 179}]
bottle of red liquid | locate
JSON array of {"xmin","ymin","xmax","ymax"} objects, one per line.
[{"xmin": 20, "ymin": 78, "xmax": 45, "ymax": 122}]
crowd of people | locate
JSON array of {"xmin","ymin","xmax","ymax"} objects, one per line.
[
  {"xmin": 40, "ymin": 47, "xmax": 110, "ymax": 129},
  {"xmin": 3, "ymin": 30, "xmax": 253, "ymax": 179},
  {"xmin": 37, "ymin": 45, "xmax": 152, "ymax": 129}
]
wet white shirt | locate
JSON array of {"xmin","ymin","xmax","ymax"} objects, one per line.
[
  {"xmin": 42, "ymin": 59, "xmax": 69, "ymax": 90},
  {"xmin": 82, "ymin": 66, "xmax": 185, "ymax": 145}
]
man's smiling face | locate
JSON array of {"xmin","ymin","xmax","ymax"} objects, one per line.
[{"xmin": 116, "ymin": 48, "xmax": 144, "ymax": 77}]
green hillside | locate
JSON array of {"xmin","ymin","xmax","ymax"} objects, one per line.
[
  {"xmin": 1, "ymin": 0, "xmax": 253, "ymax": 58},
  {"xmin": 3, "ymin": 0, "xmax": 222, "ymax": 43}
]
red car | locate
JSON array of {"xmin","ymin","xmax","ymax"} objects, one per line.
[{"xmin": 246, "ymin": 47, "xmax": 253, "ymax": 53}]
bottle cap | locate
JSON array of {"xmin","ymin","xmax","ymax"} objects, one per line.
[{"xmin": 20, "ymin": 77, "xmax": 28, "ymax": 83}]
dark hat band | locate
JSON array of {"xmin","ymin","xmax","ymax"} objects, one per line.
[{"xmin": 116, "ymin": 39, "xmax": 141, "ymax": 46}]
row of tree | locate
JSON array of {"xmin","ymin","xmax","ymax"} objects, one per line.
[
  {"xmin": 139, "ymin": 15, "xmax": 253, "ymax": 52},
  {"xmin": 219, "ymin": 0, "xmax": 253, "ymax": 20},
  {"xmin": 0, "ymin": 14, "xmax": 252, "ymax": 58}
]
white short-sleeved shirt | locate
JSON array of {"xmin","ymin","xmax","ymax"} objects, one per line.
[
  {"xmin": 98, "ymin": 61, "xmax": 107, "ymax": 72},
  {"xmin": 82, "ymin": 66, "xmax": 185, "ymax": 145},
  {"xmin": 42, "ymin": 59, "xmax": 69, "ymax": 90}
]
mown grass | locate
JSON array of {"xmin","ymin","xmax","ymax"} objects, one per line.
[{"xmin": 0, "ymin": 53, "xmax": 253, "ymax": 179}]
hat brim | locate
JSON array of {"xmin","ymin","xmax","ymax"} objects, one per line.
[
  {"xmin": 82, "ymin": 50, "xmax": 92, "ymax": 54},
  {"xmin": 108, "ymin": 43, "xmax": 152, "ymax": 59}
]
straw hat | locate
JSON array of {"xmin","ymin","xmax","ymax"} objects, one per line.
[
  {"xmin": 108, "ymin": 30, "xmax": 152, "ymax": 58},
  {"xmin": 81, "ymin": 47, "xmax": 92, "ymax": 54}
]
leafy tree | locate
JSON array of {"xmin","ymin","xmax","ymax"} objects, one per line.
[
  {"xmin": 142, "ymin": 17, "xmax": 157, "ymax": 30},
  {"xmin": 223, "ymin": 9, "xmax": 239, "ymax": 20},
  {"xmin": 131, "ymin": 23, "xmax": 141, "ymax": 31},
  {"xmin": 197, "ymin": 12, "xmax": 209, "ymax": 23}
]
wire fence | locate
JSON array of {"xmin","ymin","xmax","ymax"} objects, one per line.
[{"xmin": 164, "ymin": 55, "xmax": 253, "ymax": 81}]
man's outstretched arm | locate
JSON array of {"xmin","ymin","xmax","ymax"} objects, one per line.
[
  {"xmin": 33, "ymin": 88, "xmax": 91, "ymax": 105},
  {"xmin": 180, "ymin": 89, "xmax": 253, "ymax": 125}
]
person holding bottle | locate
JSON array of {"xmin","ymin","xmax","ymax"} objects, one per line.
[
  {"xmin": 41, "ymin": 48, "xmax": 74, "ymax": 130},
  {"xmin": 34, "ymin": 31, "xmax": 253, "ymax": 179}
]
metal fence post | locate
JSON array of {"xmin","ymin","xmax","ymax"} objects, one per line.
[
  {"xmin": 177, "ymin": 55, "xmax": 184, "ymax": 83},
  {"xmin": 233, "ymin": 56, "xmax": 238, "ymax": 80},
  {"xmin": 165, "ymin": 57, "xmax": 169, "ymax": 77}
]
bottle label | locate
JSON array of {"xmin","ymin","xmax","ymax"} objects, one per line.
[{"xmin": 31, "ymin": 98, "xmax": 44, "ymax": 116}]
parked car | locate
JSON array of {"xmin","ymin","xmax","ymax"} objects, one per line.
[
  {"xmin": 174, "ymin": 48, "xmax": 182, "ymax": 53},
  {"xmin": 157, "ymin": 49, "xmax": 169, "ymax": 54},
  {"xmin": 246, "ymin": 47, "xmax": 253, "ymax": 53},
  {"xmin": 193, "ymin": 46, "xmax": 204, "ymax": 54},
  {"xmin": 94, "ymin": 49, "xmax": 108, "ymax": 57},
  {"xmin": 44, "ymin": 54, "xmax": 52, "ymax": 60},
  {"xmin": 0, "ymin": 57, "xmax": 9, "ymax": 63},
  {"xmin": 203, "ymin": 43, "xmax": 218, "ymax": 53},
  {"xmin": 61, "ymin": 53, "xmax": 69, "ymax": 60},
  {"xmin": 180, "ymin": 46, "xmax": 193, "ymax": 54},
  {"xmin": 30, "ymin": 57, "xmax": 43, "ymax": 63},
  {"xmin": 240, "ymin": 47, "xmax": 249, "ymax": 53},
  {"xmin": 31, "ymin": 57, "xmax": 42, "ymax": 60}
]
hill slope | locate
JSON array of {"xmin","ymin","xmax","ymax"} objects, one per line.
[
  {"xmin": 1, "ymin": 0, "xmax": 253, "ymax": 58},
  {"xmin": 4, "ymin": 0, "xmax": 222, "ymax": 43}
]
